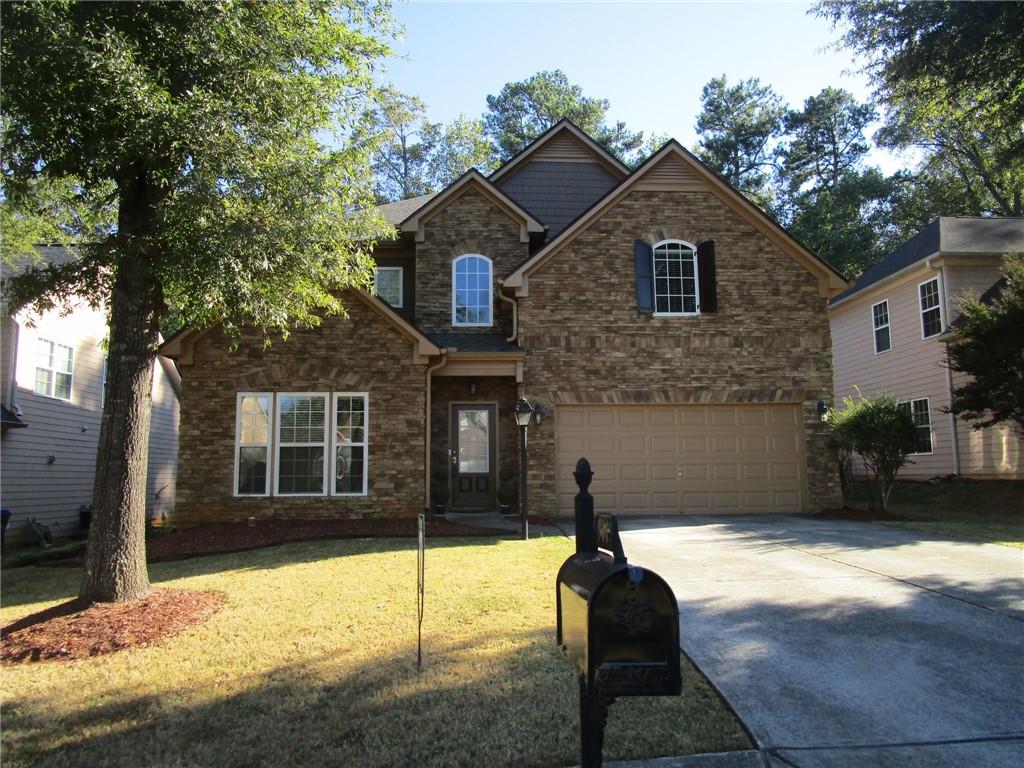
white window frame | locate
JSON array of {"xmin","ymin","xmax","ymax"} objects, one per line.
[
  {"xmin": 918, "ymin": 277, "xmax": 943, "ymax": 339},
  {"xmin": 908, "ymin": 397, "xmax": 934, "ymax": 455},
  {"xmin": 652, "ymin": 239, "xmax": 701, "ymax": 317},
  {"xmin": 274, "ymin": 392, "xmax": 330, "ymax": 497},
  {"xmin": 234, "ymin": 392, "xmax": 273, "ymax": 497},
  {"xmin": 34, "ymin": 337, "xmax": 74, "ymax": 401},
  {"xmin": 451, "ymin": 254, "xmax": 493, "ymax": 327},
  {"xmin": 374, "ymin": 266, "xmax": 404, "ymax": 308},
  {"xmin": 331, "ymin": 392, "xmax": 369, "ymax": 496},
  {"xmin": 871, "ymin": 299, "xmax": 891, "ymax": 354}
]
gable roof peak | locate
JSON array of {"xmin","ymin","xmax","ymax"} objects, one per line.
[{"xmin": 489, "ymin": 120, "xmax": 630, "ymax": 183}]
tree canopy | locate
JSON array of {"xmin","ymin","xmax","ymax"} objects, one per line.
[
  {"xmin": 816, "ymin": 0, "xmax": 1024, "ymax": 217},
  {"xmin": 483, "ymin": 69, "xmax": 644, "ymax": 163},
  {"xmin": 695, "ymin": 76, "xmax": 785, "ymax": 210},
  {"xmin": 1, "ymin": 0, "xmax": 395, "ymax": 602}
]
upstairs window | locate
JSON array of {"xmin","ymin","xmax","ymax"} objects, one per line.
[
  {"xmin": 374, "ymin": 266, "xmax": 403, "ymax": 308},
  {"xmin": 35, "ymin": 338, "xmax": 74, "ymax": 400},
  {"xmin": 653, "ymin": 241, "xmax": 700, "ymax": 315},
  {"xmin": 452, "ymin": 254, "xmax": 492, "ymax": 327},
  {"xmin": 872, "ymin": 300, "xmax": 891, "ymax": 353},
  {"xmin": 919, "ymin": 278, "xmax": 943, "ymax": 338}
]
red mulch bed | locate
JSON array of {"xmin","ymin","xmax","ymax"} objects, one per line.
[{"xmin": 1, "ymin": 588, "xmax": 224, "ymax": 665}]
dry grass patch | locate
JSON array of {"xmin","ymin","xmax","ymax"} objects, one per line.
[{"xmin": 1, "ymin": 535, "xmax": 750, "ymax": 767}]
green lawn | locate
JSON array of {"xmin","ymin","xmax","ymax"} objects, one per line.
[
  {"xmin": 845, "ymin": 480, "xmax": 1024, "ymax": 547},
  {"xmin": 1, "ymin": 535, "xmax": 749, "ymax": 768}
]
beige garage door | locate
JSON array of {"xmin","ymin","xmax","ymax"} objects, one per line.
[{"xmin": 556, "ymin": 404, "xmax": 805, "ymax": 515}]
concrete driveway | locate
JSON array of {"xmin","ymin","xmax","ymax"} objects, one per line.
[{"xmin": 616, "ymin": 516, "xmax": 1024, "ymax": 768}]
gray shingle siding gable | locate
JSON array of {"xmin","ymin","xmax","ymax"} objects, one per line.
[{"xmin": 496, "ymin": 160, "xmax": 620, "ymax": 237}]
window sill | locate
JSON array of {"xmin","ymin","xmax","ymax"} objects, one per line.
[{"xmin": 653, "ymin": 312, "xmax": 701, "ymax": 318}]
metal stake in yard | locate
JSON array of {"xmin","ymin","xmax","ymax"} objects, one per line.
[{"xmin": 417, "ymin": 513, "xmax": 425, "ymax": 672}]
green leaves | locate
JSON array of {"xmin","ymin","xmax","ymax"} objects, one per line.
[
  {"xmin": 947, "ymin": 256, "xmax": 1024, "ymax": 436},
  {"xmin": 483, "ymin": 70, "xmax": 644, "ymax": 164},
  {"xmin": 828, "ymin": 391, "xmax": 918, "ymax": 511},
  {"xmin": 1, "ymin": 0, "xmax": 396, "ymax": 337}
]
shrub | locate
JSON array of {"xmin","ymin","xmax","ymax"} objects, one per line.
[{"xmin": 827, "ymin": 392, "xmax": 918, "ymax": 512}]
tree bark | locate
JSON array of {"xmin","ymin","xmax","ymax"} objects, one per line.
[{"xmin": 80, "ymin": 171, "xmax": 162, "ymax": 604}]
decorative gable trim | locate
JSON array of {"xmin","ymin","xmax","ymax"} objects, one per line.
[
  {"xmin": 159, "ymin": 290, "xmax": 440, "ymax": 366},
  {"xmin": 399, "ymin": 170, "xmax": 546, "ymax": 243},
  {"xmin": 503, "ymin": 140, "xmax": 849, "ymax": 298},
  {"xmin": 488, "ymin": 119, "xmax": 630, "ymax": 183}
]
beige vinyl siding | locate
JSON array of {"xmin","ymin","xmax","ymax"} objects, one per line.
[
  {"xmin": 830, "ymin": 265, "xmax": 954, "ymax": 478},
  {"xmin": 530, "ymin": 131, "xmax": 603, "ymax": 164},
  {"xmin": 147, "ymin": 360, "xmax": 180, "ymax": 522},
  {"xmin": 943, "ymin": 262, "xmax": 1006, "ymax": 322},
  {"xmin": 950, "ymin": 364, "xmax": 1022, "ymax": 478},
  {"xmin": 0, "ymin": 303, "xmax": 181, "ymax": 542}
]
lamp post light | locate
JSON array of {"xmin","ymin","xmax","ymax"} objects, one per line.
[{"xmin": 514, "ymin": 397, "xmax": 535, "ymax": 541}]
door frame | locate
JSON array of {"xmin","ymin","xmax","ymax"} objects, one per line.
[{"xmin": 448, "ymin": 401, "xmax": 500, "ymax": 511}]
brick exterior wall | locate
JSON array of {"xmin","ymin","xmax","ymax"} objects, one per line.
[
  {"xmin": 414, "ymin": 187, "xmax": 528, "ymax": 336},
  {"xmin": 517, "ymin": 189, "xmax": 843, "ymax": 514},
  {"xmin": 429, "ymin": 377, "xmax": 520, "ymax": 511},
  {"xmin": 176, "ymin": 294, "xmax": 427, "ymax": 524}
]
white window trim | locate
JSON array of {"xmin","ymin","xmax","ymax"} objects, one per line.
[
  {"xmin": 918, "ymin": 277, "xmax": 944, "ymax": 340},
  {"xmin": 908, "ymin": 397, "xmax": 934, "ymax": 456},
  {"xmin": 374, "ymin": 266, "xmax": 404, "ymax": 308},
  {"xmin": 451, "ymin": 253, "xmax": 493, "ymax": 328},
  {"xmin": 234, "ymin": 392, "xmax": 272, "ymax": 497},
  {"xmin": 34, "ymin": 337, "xmax": 74, "ymax": 401},
  {"xmin": 871, "ymin": 299, "xmax": 891, "ymax": 355},
  {"xmin": 651, "ymin": 239, "xmax": 701, "ymax": 317},
  {"xmin": 274, "ymin": 391, "xmax": 330, "ymax": 497},
  {"xmin": 331, "ymin": 392, "xmax": 369, "ymax": 496}
]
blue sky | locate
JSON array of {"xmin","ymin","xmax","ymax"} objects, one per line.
[{"xmin": 379, "ymin": 0, "xmax": 912, "ymax": 173}]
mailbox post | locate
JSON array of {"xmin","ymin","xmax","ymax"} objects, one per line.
[{"xmin": 556, "ymin": 457, "xmax": 682, "ymax": 768}]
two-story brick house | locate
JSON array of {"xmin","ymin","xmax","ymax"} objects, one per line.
[
  {"xmin": 829, "ymin": 217, "xmax": 1023, "ymax": 480},
  {"xmin": 162, "ymin": 121, "xmax": 849, "ymax": 522}
]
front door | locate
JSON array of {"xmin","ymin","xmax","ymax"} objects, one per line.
[{"xmin": 450, "ymin": 404, "xmax": 497, "ymax": 510}]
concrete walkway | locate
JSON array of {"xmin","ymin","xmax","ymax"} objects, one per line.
[{"xmin": 614, "ymin": 516, "xmax": 1024, "ymax": 768}]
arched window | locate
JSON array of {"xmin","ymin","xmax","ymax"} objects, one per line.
[
  {"xmin": 652, "ymin": 240, "xmax": 700, "ymax": 315},
  {"xmin": 452, "ymin": 254, "xmax": 493, "ymax": 326}
]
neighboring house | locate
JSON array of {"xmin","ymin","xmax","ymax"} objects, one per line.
[
  {"xmin": 0, "ymin": 247, "xmax": 181, "ymax": 543},
  {"xmin": 829, "ymin": 217, "xmax": 1024, "ymax": 480},
  {"xmin": 162, "ymin": 120, "xmax": 849, "ymax": 522}
]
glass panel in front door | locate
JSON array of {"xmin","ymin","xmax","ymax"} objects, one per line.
[{"xmin": 458, "ymin": 409, "xmax": 489, "ymax": 473}]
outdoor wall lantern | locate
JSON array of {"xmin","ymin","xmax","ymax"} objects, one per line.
[
  {"xmin": 468, "ymin": 382, "xmax": 478, "ymax": 396},
  {"xmin": 514, "ymin": 397, "xmax": 535, "ymax": 541},
  {"xmin": 816, "ymin": 400, "xmax": 829, "ymax": 422}
]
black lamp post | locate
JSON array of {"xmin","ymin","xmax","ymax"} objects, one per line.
[{"xmin": 514, "ymin": 397, "xmax": 535, "ymax": 541}]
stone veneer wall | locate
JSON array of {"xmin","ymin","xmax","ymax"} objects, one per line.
[
  {"xmin": 517, "ymin": 189, "xmax": 842, "ymax": 514},
  {"xmin": 429, "ymin": 377, "xmax": 520, "ymax": 511},
  {"xmin": 414, "ymin": 187, "xmax": 528, "ymax": 336},
  {"xmin": 176, "ymin": 295, "xmax": 427, "ymax": 524}
]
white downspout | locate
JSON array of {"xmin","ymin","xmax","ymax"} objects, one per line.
[{"xmin": 929, "ymin": 257, "xmax": 961, "ymax": 476}]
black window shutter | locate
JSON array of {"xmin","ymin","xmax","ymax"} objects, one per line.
[
  {"xmin": 634, "ymin": 240, "xmax": 654, "ymax": 314},
  {"xmin": 697, "ymin": 240, "xmax": 717, "ymax": 313}
]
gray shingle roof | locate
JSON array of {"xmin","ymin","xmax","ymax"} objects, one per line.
[
  {"xmin": 831, "ymin": 217, "xmax": 1024, "ymax": 305},
  {"xmin": 0, "ymin": 245, "xmax": 78, "ymax": 279},
  {"xmin": 495, "ymin": 160, "xmax": 620, "ymax": 237},
  {"xmin": 429, "ymin": 332, "xmax": 520, "ymax": 353},
  {"xmin": 375, "ymin": 193, "xmax": 439, "ymax": 226}
]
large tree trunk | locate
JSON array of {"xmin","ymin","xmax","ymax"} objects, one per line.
[{"xmin": 80, "ymin": 172, "xmax": 162, "ymax": 604}]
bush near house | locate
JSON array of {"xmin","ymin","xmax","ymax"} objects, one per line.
[{"xmin": 828, "ymin": 392, "xmax": 917, "ymax": 512}]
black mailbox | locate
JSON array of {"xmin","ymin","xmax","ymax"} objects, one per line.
[
  {"xmin": 556, "ymin": 458, "xmax": 682, "ymax": 767},
  {"xmin": 557, "ymin": 548, "xmax": 681, "ymax": 698}
]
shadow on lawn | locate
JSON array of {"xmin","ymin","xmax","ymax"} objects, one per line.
[
  {"xmin": 0, "ymin": 535, "xmax": 518, "ymax": 610},
  {"xmin": 1, "ymin": 630, "xmax": 743, "ymax": 768}
]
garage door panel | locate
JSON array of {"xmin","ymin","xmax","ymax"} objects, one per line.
[{"xmin": 556, "ymin": 404, "xmax": 805, "ymax": 515}]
